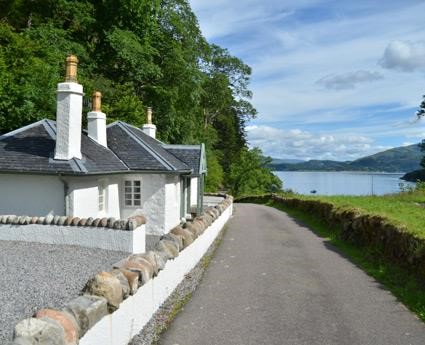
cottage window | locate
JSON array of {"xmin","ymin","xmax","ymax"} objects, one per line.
[
  {"xmin": 98, "ymin": 183, "xmax": 106, "ymax": 212},
  {"xmin": 124, "ymin": 180, "xmax": 142, "ymax": 207}
]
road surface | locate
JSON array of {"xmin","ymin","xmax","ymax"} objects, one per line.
[{"xmin": 159, "ymin": 203, "xmax": 425, "ymax": 345}]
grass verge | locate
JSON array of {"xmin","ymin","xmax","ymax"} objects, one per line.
[
  {"xmin": 289, "ymin": 191, "xmax": 425, "ymax": 239},
  {"xmin": 258, "ymin": 198, "xmax": 425, "ymax": 322}
]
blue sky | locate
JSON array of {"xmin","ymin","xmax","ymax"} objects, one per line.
[{"xmin": 189, "ymin": 0, "xmax": 425, "ymax": 161}]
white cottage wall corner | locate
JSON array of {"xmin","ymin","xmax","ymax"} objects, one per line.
[
  {"xmin": 0, "ymin": 174, "xmax": 65, "ymax": 216},
  {"xmin": 66, "ymin": 176, "xmax": 121, "ymax": 219},
  {"xmin": 190, "ymin": 177, "xmax": 198, "ymax": 207},
  {"xmin": 120, "ymin": 174, "xmax": 167, "ymax": 236},
  {"xmin": 164, "ymin": 175, "xmax": 181, "ymax": 232}
]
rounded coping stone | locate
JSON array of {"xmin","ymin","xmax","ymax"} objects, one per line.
[
  {"xmin": 85, "ymin": 217, "xmax": 94, "ymax": 227},
  {"xmin": 119, "ymin": 219, "xmax": 127, "ymax": 230},
  {"xmin": 128, "ymin": 215, "xmax": 147, "ymax": 227},
  {"xmin": 78, "ymin": 218, "xmax": 87, "ymax": 227},
  {"xmin": 71, "ymin": 217, "xmax": 80, "ymax": 226},
  {"xmin": 156, "ymin": 240, "xmax": 179, "ymax": 259},
  {"xmin": 14, "ymin": 318, "xmax": 66, "ymax": 345},
  {"xmin": 36, "ymin": 216, "xmax": 45, "ymax": 225},
  {"xmin": 109, "ymin": 269, "xmax": 130, "ymax": 299},
  {"xmin": 44, "ymin": 215, "xmax": 54, "ymax": 225},
  {"xmin": 119, "ymin": 260, "xmax": 153, "ymax": 285},
  {"xmin": 0, "ymin": 215, "xmax": 8, "ymax": 224},
  {"xmin": 99, "ymin": 217, "xmax": 108, "ymax": 227},
  {"xmin": 113, "ymin": 220, "xmax": 121, "ymax": 229},
  {"xmin": 58, "ymin": 216, "xmax": 68, "ymax": 226},
  {"xmin": 63, "ymin": 295, "xmax": 108, "ymax": 337},
  {"xmin": 171, "ymin": 227, "xmax": 194, "ymax": 248},
  {"xmin": 118, "ymin": 269, "xmax": 139, "ymax": 295},
  {"xmin": 127, "ymin": 255, "xmax": 156, "ymax": 275},
  {"xmin": 53, "ymin": 215, "xmax": 61, "ymax": 225},
  {"xmin": 162, "ymin": 233, "xmax": 183, "ymax": 252},
  {"xmin": 107, "ymin": 217, "xmax": 116, "ymax": 228},
  {"xmin": 129, "ymin": 252, "xmax": 159, "ymax": 275},
  {"xmin": 83, "ymin": 272, "xmax": 123, "ymax": 313},
  {"xmin": 92, "ymin": 218, "xmax": 101, "ymax": 227},
  {"xmin": 64, "ymin": 216, "xmax": 74, "ymax": 226},
  {"xmin": 127, "ymin": 219, "xmax": 138, "ymax": 231},
  {"xmin": 35, "ymin": 309, "xmax": 79, "ymax": 345}
]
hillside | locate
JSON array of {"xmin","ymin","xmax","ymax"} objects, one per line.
[{"xmin": 271, "ymin": 144, "xmax": 422, "ymax": 172}]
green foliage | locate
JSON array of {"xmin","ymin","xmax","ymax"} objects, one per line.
[
  {"xmin": 228, "ymin": 147, "xmax": 282, "ymax": 197},
  {"xmin": 0, "ymin": 0, "xmax": 278, "ymax": 194},
  {"xmin": 205, "ymin": 149, "xmax": 223, "ymax": 192}
]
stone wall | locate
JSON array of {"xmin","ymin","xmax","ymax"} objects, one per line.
[
  {"xmin": 237, "ymin": 194, "xmax": 425, "ymax": 277},
  {"xmin": 0, "ymin": 214, "xmax": 147, "ymax": 253},
  {"xmin": 8, "ymin": 195, "xmax": 233, "ymax": 345}
]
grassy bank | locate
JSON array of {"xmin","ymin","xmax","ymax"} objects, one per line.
[
  {"xmin": 237, "ymin": 193, "xmax": 425, "ymax": 321},
  {"xmin": 303, "ymin": 192, "xmax": 425, "ymax": 239}
]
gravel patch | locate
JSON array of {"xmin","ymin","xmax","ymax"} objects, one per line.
[
  {"xmin": 0, "ymin": 240, "xmax": 127, "ymax": 343},
  {"xmin": 129, "ymin": 225, "xmax": 226, "ymax": 345}
]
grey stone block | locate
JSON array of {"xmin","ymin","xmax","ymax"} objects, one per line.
[
  {"xmin": 14, "ymin": 318, "xmax": 65, "ymax": 345},
  {"xmin": 63, "ymin": 295, "xmax": 108, "ymax": 337}
]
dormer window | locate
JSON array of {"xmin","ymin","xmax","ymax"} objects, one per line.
[{"xmin": 124, "ymin": 180, "xmax": 141, "ymax": 207}]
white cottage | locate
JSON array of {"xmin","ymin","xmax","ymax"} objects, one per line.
[{"xmin": 0, "ymin": 56, "xmax": 207, "ymax": 236}]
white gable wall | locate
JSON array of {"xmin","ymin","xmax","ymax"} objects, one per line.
[
  {"xmin": 0, "ymin": 174, "xmax": 65, "ymax": 216},
  {"xmin": 120, "ymin": 174, "xmax": 166, "ymax": 236},
  {"xmin": 66, "ymin": 176, "xmax": 121, "ymax": 219},
  {"xmin": 190, "ymin": 177, "xmax": 198, "ymax": 207},
  {"xmin": 164, "ymin": 175, "xmax": 181, "ymax": 232}
]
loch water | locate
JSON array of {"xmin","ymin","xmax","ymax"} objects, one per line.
[{"xmin": 274, "ymin": 171, "xmax": 415, "ymax": 196}]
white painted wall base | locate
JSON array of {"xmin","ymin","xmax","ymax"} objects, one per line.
[
  {"xmin": 80, "ymin": 205, "xmax": 233, "ymax": 345},
  {"xmin": 0, "ymin": 224, "xmax": 145, "ymax": 253}
]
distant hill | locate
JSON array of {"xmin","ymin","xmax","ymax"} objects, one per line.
[
  {"xmin": 271, "ymin": 158, "xmax": 305, "ymax": 165},
  {"xmin": 270, "ymin": 144, "xmax": 422, "ymax": 173}
]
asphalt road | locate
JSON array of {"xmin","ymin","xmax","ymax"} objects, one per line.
[{"xmin": 159, "ymin": 203, "xmax": 425, "ymax": 345}]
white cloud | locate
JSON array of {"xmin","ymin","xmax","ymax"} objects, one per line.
[
  {"xmin": 246, "ymin": 125, "xmax": 388, "ymax": 161},
  {"xmin": 316, "ymin": 70, "xmax": 383, "ymax": 90},
  {"xmin": 379, "ymin": 40, "xmax": 425, "ymax": 72}
]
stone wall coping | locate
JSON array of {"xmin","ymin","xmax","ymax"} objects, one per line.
[
  {"xmin": 0, "ymin": 214, "xmax": 146, "ymax": 231},
  {"xmin": 9, "ymin": 195, "xmax": 233, "ymax": 344}
]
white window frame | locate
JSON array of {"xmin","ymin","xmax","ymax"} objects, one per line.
[{"xmin": 124, "ymin": 179, "xmax": 142, "ymax": 207}]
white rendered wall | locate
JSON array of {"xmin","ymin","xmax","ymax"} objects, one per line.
[
  {"xmin": 164, "ymin": 175, "xmax": 181, "ymax": 232},
  {"xmin": 80, "ymin": 205, "xmax": 233, "ymax": 345},
  {"xmin": 55, "ymin": 82, "xmax": 83, "ymax": 160},
  {"xmin": 190, "ymin": 177, "xmax": 198, "ymax": 207},
  {"xmin": 120, "ymin": 174, "xmax": 166, "ymax": 236},
  {"xmin": 67, "ymin": 176, "xmax": 121, "ymax": 218},
  {"xmin": 0, "ymin": 224, "xmax": 145, "ymax": 253},
  {"xmin": 0, "ymin": 174, "xmax": 65, "ymax": 216}
]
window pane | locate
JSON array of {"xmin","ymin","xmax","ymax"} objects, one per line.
[
  {"xmin": 134, "ymin": 194, "xmax": 141, "ymax": 200},
  {"xmin": 125, "ymin": 200, "xmax": 132, "ymax": 206},
  {"xmin": 125, "ymin": 193, "xmax": 132, "ymax": 199},
  {"xmin": 134, "ymin": 200, "xmax": 141, "ymax": 206},
  {"xmin": 134, "ymin": 181, "xmax": 141, "ymax": 186},
  {"xmin": 125, "ymin": 187, "xmax": 132, "ymax": 193},
  {"xmin": 134, "ymin": 187, "xmax": 141, "ymax": 193},
  {"xmin": 125, "ymin": 181, "xmax": 132, "ymax": 186}
]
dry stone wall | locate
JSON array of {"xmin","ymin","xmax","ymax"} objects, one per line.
[{"xmin": 8, "ymin": 195, "xmax": 233, "ymax": 345}]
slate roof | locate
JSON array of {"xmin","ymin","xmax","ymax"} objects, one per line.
[
  {"xmin": 164, "ymin": 145, "xmax": 205, "ymax": 176},
  {"xmin": 0, "ymin": 119, "xmax": 200, "ymax": 175},
  {"xmin": 107, "ymin": 122, "xmax": 189, "ymax": 172}
]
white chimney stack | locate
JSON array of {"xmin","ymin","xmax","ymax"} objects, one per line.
[
  {"xmin": 54, "ymin": 55, "xmax": 83, "ymax": 160},
  {"xmin": 142, "ymin": 107, "xmax": 157, "ymax": 139},
  {"xmin": 87, "ymin": 91, "xmax": 107, "ymax": 147}
]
